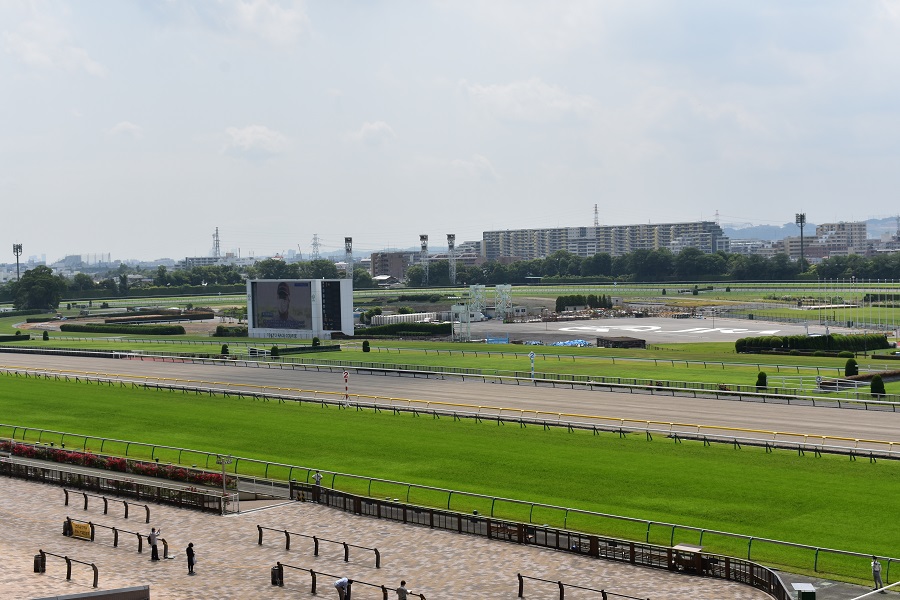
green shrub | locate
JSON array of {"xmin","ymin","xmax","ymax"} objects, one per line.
[
  {"xmin": 661, "ymin": 289, "xmax": 666, "ymax": 295},
  {"xmin": 845, "ymin": 358, "xmax": 858, "ymax": 377},
  {"xmin": 837, "ymin": 351, "xmax": 855, "ymax": 358},
  {"xmin": 270, "ymin": 346, "xmax": 279, "ymax": 358},
  {"xmin": 813, "ymin": 350, "xmax": 825, "ymax": 357},
  {"xmin": 789, "ymin": 349, "xmax": 799, "ymax": 355},
  {"xmin": 871, "ymin": 374, "xmax": 886, "ymax": 396},
  {"xmin": 221, "ymin": 344, "xmax": 229, "ymax": 356},
  {"xmin": 755, "ymin": 372, "xmax": 767, "ymax": 390},
  {"xmin": 362, "ymin": 340, "xmax": 370, "ymax": 353},
  {"xmin": 42, "ymin": 331, "xmax": 49, "ymax": 341},
  {"xmin": 312, "ymin": 337, "xmax": 321, "ymax": 347}
]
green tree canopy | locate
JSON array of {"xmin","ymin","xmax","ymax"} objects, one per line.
[{"xmin": 14, "ymin": 265, "xmax": 67, "ymax": 310}]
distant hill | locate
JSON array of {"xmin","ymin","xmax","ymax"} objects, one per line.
[{"xmin": 725, "ymin": 217, "xmax": 898, "ymax": 241}]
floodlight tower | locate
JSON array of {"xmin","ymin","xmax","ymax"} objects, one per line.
[
  {"xmin": 344, "ymin": 237, "xmax": 353, "ymax": 279},
  {"xmin": 311, "ymin": 234, "xmax": 321, "ymax": 260},
  {"xmin": 447, "ymin": 234, "xmax": 457, "ymax": 285},
  {"xmin": 419, "ymin": 234, "xmax": 429, "ymax": 287},
  {"xmin": 13, "ymin": 243, "xmax": 23, "ymax": 281},
  {"xmin": 795, "ymin": 213, "xmax": 806, "ymax": 271}
]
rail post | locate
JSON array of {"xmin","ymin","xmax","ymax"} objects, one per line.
[
  {"xmin": 136, "ymin": 532, "xmax": 143, "ymax": 554},
  {"xmin": 102, "ymin": 496, "xmax": 108, "ymax": 515},
  {"xmin": 257, "ymin": 525, "xmax": 263, "ymax": 545},
  {"xmin": 517, "ymin": 573, "xmax": 524, "ymax": 597},
  {"xmin": 123, "ymin": 501, "xmax": 130, "ymax": 520},
  {"xmin": 285, "ymin": 530, "xmax": 291, "ymax": 551},
  {"xmin": 112, "ymin": 527, "xmax": 118, "ymax": 548},
  {"xmin": 374, "ymin": 548, "xmax": 381, "ymax": 568},
  {"xmin": 63, "ymin": 489, "xmax": 70, "ymax": 506},
  {"xmin": 310, "ymin": 569, "xmax": 317, "ymax": 594},
  {"xmin": 91, "ymin": 562, "xmax": 98, "ymax": 588},
  {"xmin": 65, "ymin": 556, "xmax": 72, "ymax": 581},
  {"xmin": 558, "ymin": 580, "xmax": 565, "ymax": 599},
  {"xmin": 343, "ymin": 541, "xmax": 350, "ymax": 562},
  {"xmin": 314, "ymin": 536, "xmax": 319, "ymax": 556},
  {"xmin": 82, "ymin": 492, "xmax": 88, "ymax": 511}
]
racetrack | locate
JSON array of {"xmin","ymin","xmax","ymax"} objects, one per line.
[{"xmin": 2, "ymin": 354, "xmax": 898, "ymax": 444}]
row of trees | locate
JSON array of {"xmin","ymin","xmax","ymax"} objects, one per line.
[{"xmin": 406, "ymin": 248, "xmax": 900, "ymax": 286}]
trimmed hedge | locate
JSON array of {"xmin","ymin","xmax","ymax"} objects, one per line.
[
  {"xmin": 213, "ymin": 325, "xmax": 248, "ymax": 337},
  {"xmin": 60, "ymin": 323, "xmax": 186, "ymax": 335},
  {"xmin": 736, "ymin": 333, "xmax": 890, "ymax": 354},
  {"xmin": 104, "ymin": 311, "xmax": 214, "ymax": 324},
  {"xmin": 0, "ymin": 334, "xmax": 31, "ymax": 342},
  {"xmin": 274, "ymin": 345, "xmax": 340, "ymax": 355},
  {"xmin": 360, "ymin": 322, "xmax": 451, "ymax": 336},
  {"xmin": 0, "ymin": 309, "xmax": 48, "ymax": 318}
]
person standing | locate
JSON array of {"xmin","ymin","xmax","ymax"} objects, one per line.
[
  {"xmin": 148, "ymin": 527, "xmax": 161, "ymax": 561},
  {"xmin": 873, "ymin": 556, "xmax": 884, "ymax": 592},
  {"xmin": 334, "ymin": 576, "xmax": 349, "ymax": 599},
  {"xmin": 396, "ymin": 580, "xmax": 410, "ymax": 599},
  {"xmin": 314, "ymin": 470, "xmax": 322, "ymax": 486},
  {"xmin": 186, "ymin": 543, "xmax": 195, "ymax": 575}
]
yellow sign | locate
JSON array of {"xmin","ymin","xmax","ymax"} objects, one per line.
[{"xmin": 71, "ymin": 522, "xmax": 92, "ymax": 540}]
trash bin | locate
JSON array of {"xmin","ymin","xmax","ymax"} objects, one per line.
[
  {"xmin": 34, "ymin": 554, "xmax": 44, "ymax": 573},
  {"xmin": 270, "ymin": 565, "xmax": 283, "ymax": 586},
  {"xmin": 748, "ymin": 314, "xmax": 754, "ymax": 320},
  {"xmin": 62, "ymin": 520, "xmax": 71, "ymax": 537},
  {"xmin": 791, "ymin": 582, "xmax": 815, "ymax": 599}
]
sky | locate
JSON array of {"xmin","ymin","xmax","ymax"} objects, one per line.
[{"xmin": 2, "ymin": 1, "xmax": 900, "ymax": 263}]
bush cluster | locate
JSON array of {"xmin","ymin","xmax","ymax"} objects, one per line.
[
  {"xmin": 213, "ymin": 325, "xmax": 248, "ymax": 337},
  {"xmin": 735, "ymin": 334, "xmax": 890, "ymax": 354},
  {"xmin": 555, "ymin": 294, "xmax": 614, "ymax": 312}
]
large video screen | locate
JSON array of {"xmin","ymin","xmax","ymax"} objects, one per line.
[{"xmin": 250, "ymin": 280, "xmax": 313, "ymax": 330}]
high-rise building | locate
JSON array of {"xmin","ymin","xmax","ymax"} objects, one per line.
[{"xmin": 483, "ymin": 221, "xmax": 729, "ymax": 260}]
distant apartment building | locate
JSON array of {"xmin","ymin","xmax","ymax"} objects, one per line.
[
  {"xmin": 370, "ymin": 251, "xmax": 415, "ymax": 280},
  {"xmin": 769, "ymin": 221, "xmax": 869, "ymax": 262},
  {"xmin": 483, "ymin": 221, "xmax": 729, "ymax": 260}
]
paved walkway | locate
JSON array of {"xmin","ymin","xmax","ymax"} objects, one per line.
[{"xmin": 0, "ymin": 476, "xmax": 794, "ymax": 600}]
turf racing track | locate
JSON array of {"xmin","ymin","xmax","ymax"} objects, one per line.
[{"xmin": 3, "ymin": 353, "xmax": 900, "ymax": 452}]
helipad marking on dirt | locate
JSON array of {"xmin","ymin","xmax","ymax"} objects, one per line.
[{"xmin": 558, "ymin": 325, "xmax": 782, "ymax": 335}]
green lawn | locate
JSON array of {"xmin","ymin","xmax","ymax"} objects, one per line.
[{"xmin": 0, "ymin": 374, "xmax": 896, "ymax": 584}]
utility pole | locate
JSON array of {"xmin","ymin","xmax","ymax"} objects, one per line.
[{"xmin": 12, "ymin": 244, "xmax": 22, "ymax": 281}]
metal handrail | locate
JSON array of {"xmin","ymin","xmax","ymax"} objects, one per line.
[
  {"xmin": 257, "ymin": 525, "xmax": 380, "ymax": 568},
  {"xmin": 37, "ymin": 549, "xmax": 98, "ymax": 588},
  {"xmin": 63, "ymin": 488, "xmax": 150, "ymax": 522}
]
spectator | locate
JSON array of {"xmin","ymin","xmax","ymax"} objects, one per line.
[{"xmin": 334, "ymin": 576, "xmax": 349, "ymax": 599}]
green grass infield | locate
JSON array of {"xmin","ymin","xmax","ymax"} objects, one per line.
[{"xmin": 0, "ymin": 375, "xmax": 897, "ymax": 584}]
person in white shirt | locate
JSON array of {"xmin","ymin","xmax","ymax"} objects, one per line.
[
  {"xmin": 873, "ymin": 556, "xmax": 884, "ymax": 592},
  {"xmin": 334, "ymin": 576, "xmax": 349, "ymax": 599}
]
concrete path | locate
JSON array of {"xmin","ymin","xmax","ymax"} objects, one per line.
[{"xmin": 0, "ymin": 476, "xmax": 793, "ymax": 600}]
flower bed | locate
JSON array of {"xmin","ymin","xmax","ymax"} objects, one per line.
[{"xmin": 0, "ymin": 440, "xmax": 228, "ymax": 488}]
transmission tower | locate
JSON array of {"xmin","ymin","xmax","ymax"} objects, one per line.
[
  {"xmin": 344, "ymin": 237, "xmax": 353, "ymax": 279},
  {"xmin": 469, "ymin": 285, "xmax": 486, "ymax": 315},
  {"xmin": 419, "ymin": 234, "xmax": 429, "ymax": 286},
  {"xmin": 447, "ymin": 234, "xmax": 456, "ymax": 285},
  {"xmin": 495, "ymin": 284, "xmax": 513, "ymax": 321},
  {"xmin": 311, "ymin": 234, "xmax": 321, "ymax": 260},
  {"xmin": 212, "ymin": 227, "xmax": 221, "ymax": 258},
  {"xmin": 593, "ymin": 204, "xmax": 599, "ymax": 227}
]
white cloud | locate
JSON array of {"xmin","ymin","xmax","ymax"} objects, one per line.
[
  {"xmin": 353, "ymin": 121, "xmax": 396, "ymax": 147},
  {"xmin": 2, "ymin": 18, "xmax": 107, "ymax": 77},
  {"xmin": 229, "ymin": 0, "xmax": 310, "ymax": 46},
  {"xmin": 107, "ymin": 121, "xmax": 143, "ymax": 140},
  {"xmin": 461, "ymin": 78, "xmax": 595, "ymax": 122},
  {"xmin": 451, "ymin": 154, "xmax": 499, "ymax": 181},
  {"xmin": 223, "ymin": 125, "xmax": 289, "ymax": 159}
]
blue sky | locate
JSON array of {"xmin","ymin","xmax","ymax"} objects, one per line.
[{"xmin": 2, "ymin": 1, "xmax": 900, "ymax": 262}]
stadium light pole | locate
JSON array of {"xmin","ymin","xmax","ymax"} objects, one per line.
[
  {"xmin": 12, "ymin": 243, "xmax": 23, "ymax": 281},
  {"xmin": 795, "ymin": 213, "xmax": 806, "ymax": 272}
]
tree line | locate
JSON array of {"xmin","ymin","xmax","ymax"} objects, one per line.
[
  {"xmin": 4, "ymin": 247, "xmax": 900, "ymax": 310},
  {"xmin": 406, "ymin": 248, "xmax": 900, "ymax": 286}
]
